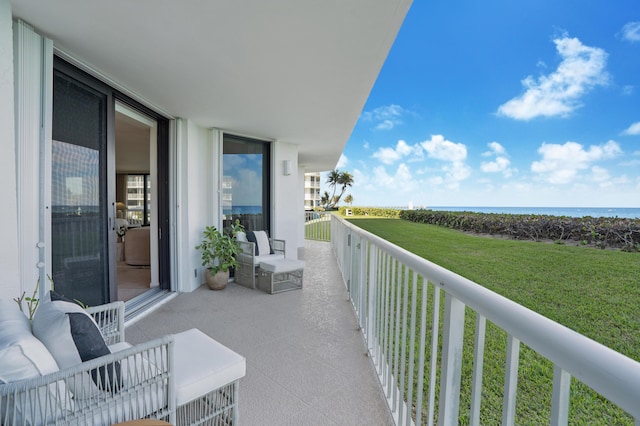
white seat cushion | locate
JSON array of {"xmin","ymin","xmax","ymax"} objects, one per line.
[
  {"xmin": 253, "ymin": 253, "xmax": 285, "ymax": 266},
  {"xmin": 259, "ymin": 259, "xmax": 305, "ymax": 273},
  {"xmin": 172, "ymin": 329, "xmax": 246, "ymax": 406}
]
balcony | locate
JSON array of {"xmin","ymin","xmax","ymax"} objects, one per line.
[
  {"xmin": 125, "ymin": 238, "xmax": 394, "ymax": 424},
  {"xmin": 126, "ymin": 215, "xmax": 640, "ymax": 425}
]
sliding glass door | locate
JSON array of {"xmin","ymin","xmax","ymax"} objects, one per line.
[
  {"xmin": 51, "ymin": 64, "xmax": 112, "ymax": 306},
  {"xmin": 51, "ymin": 57, "xmax": 171, "ymax": 306}
]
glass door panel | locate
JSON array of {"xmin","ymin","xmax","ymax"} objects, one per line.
[{"xmin": 51, "ymin": 68, "xmax": 109, "ymax": 306}]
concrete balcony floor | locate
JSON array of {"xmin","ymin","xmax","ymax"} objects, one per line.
[{"xmin": 125, "ymin": 240, "xmax": 394, "ymax": 425}]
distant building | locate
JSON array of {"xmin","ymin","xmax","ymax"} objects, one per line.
[{"xmin": 304, "ymin": 173, "xmax": 322, "ymax": 210}]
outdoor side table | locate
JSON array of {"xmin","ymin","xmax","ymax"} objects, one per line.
[{"xmin": 257, "ymin": 259, "xmax": 305, "ymax": 294}]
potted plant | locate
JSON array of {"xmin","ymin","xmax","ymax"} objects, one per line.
[{"xmin": 196, "ymin": 225, "xmax": 240, "ymax": 290}]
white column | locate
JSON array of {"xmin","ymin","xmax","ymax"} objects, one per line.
[
  {"xmin": 0, "ymin": 3, "xmax": 21, "ymax": 297},
  {"xmin": 13, "ymin": 20, "xmax": 53, "ymax": 300}
]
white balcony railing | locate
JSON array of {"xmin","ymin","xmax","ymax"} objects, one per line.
[{"xmin": 330, "ymin": 215, "xmax": 640, "ymax": 425}]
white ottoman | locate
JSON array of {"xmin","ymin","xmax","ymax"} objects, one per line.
[
  {"xmin": 257, "ymin": 259, "xmax": 305, "ymax": 294},
  {"xmin": 173, "ymin": 329, "xmax": 246, "ymax": 425}
]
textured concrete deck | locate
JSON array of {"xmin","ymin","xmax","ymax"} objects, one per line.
[{"xmin": 125, "ymin": 239, "xmax": 393, "ymax": 425}]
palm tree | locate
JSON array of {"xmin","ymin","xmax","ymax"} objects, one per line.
[
  {"xmin": 326, "ymin": 170, "xmax": 340, "ymax": 207},
  {"xmin": 334, "ymin": 171, "xmax": 354, "ymax": 207},
  {"xmin": 320, "ymin": 191, "xmax": 331, "ymax": 208},
  {"xmin": 344, "ymin": 194, "xmax": 353, "ymax": 205}
]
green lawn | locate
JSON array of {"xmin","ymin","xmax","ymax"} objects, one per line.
[{"xmin": 348, "ymin": 218, "xmax": 640, "ymax": 425}]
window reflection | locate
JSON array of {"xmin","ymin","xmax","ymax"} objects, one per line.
[{"xmin": 222, "ymin": 135, "xmax": 270, "ymax": 233}]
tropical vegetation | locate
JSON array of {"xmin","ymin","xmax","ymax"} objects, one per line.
[
  {"xmin": 321, "ymin": 169, "xmax": 354, "ymax": 209},
  {"xmin": 400, "ymin": 209, "xmax": 640, "ymax": 251}
]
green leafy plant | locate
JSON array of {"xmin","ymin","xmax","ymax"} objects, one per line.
[
  {"xmin": 195, "ymin": 225, "xmax": 240, "ymax": 275},
  {"xmin": 227, "ymin": 219, "xmax": 245, "ymax": 238}
]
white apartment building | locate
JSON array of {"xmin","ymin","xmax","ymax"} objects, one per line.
[{"xmin": 304, "ymin": 173, "xmax": 322, "ymax": 210}]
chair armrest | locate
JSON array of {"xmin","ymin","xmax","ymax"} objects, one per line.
[
  {"xmin": 0, "ymin": 336, "xmax": 175, "ymax": 425},
  {"xmin": 86, "ymin": 301, "xmax": 125, "ymax": 345},
  {"xmin": 269, "ymin": 238, "xmax": 286, "ymax": 256},
  {"xmin": 237, "ymin": 241, "xmax": 256, "ymax": 264}
]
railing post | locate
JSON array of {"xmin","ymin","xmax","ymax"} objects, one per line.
[
  {"xmin": 366, "ymin": 243, "xmax": 377, "ymax": 349},
  {"xmin": 438, "ymin": 292, "xmax": 466, "ymax": 426},
  {"xmin": 551, "ymin": 366, "xmax": 570, "ymax": 426},
  {"xmin": 502, "ymin": 335, "xmax": 520, "ymax": 426}
]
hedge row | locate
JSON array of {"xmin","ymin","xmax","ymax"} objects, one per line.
[
  {"xmin": 339, "ymin": 206, "xmax": 401, "ymax": 218},
  {"xmin": 399, "ymin": 210, "xmax": 640, "ymax": 251}
]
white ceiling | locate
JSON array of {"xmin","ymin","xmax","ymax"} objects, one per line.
[{"xmin": 11, "ymin": 0, "xmax": 411, "ymax": 171}]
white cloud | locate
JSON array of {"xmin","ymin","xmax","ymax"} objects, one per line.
[
  {"xmin": 623, "ymin": 85, "xmax": 634, "ymax": 96},
  {"xmin": 421, "ymin": 134, "xmax": 467, "ymax": 162},
  {"xmin": 481, "ymin": 141, "xmax": 515, "ymax": 177},
  {"xmin": 420, "ymin": 135, "xmax": 470, "ymax": 189},
  {"xmin": 620, "ymin": 21, "xmax": 640, "ymax": 42},
  {"xmin": 531, "ymin": 140, "xmax": 622, "ymax": 184},
  {"xmin": 336, "ymin": 153, "xmax": 348, "ymax": 168},
  {"xmin": 497, "ymin": 35, "xmax": 609, "ymax": 120},
  {"xmin": 372, "ymin": 140, "xmax": 412, "ymax": 164},
  {"xmin": 361, "ymin": 104, "xmax": 406, "ymax": 130},
  {"xmin": 372, "ymin": 163, "xmax": 420, "ymax": 193},
  {"xmin": 484, "ymin": 141, "xmax": 506, "ymax": 156},
  {"xmin": 482, "ymin": 157, "xmax": 513, "ymax": 176},
  {"xmin": 623, "ymin": 121, "xmax": 640, "ymax": 135}
]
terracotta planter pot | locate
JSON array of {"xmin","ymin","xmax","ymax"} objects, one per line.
[{"xmin": 205, "ymin": 269, "xmax": 229, "ymax": 290}]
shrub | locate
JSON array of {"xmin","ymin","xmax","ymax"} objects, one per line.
[
  {"xmin": 339, "ymin": 206, "xmax": 401, "ymax": 218},
  {"xmin": 399, "ymin": 209, "xmax": 640, "ymax": 251}
]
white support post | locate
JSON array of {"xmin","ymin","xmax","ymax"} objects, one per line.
[
  {"xmin": 470, "ymin": 314, "xmax": 487, "ymax": 426},
  {"xmin": 366, "ymin": 244, "xmax": 377, "ymax": 352},
  {"xmin": 502, "ymin": 334, "xmax": 521, "ymax": 426},
  {"xmin": 437, "ymin": 293, "xmax": 466, "ymax": 426},
  {"xmin": 551, "ymin": 365, "xmax": 571, "ymax": 426}
]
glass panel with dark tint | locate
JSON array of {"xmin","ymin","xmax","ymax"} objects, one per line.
[
  {"xmin": 51, "ymin": 69, "xmax": 108, "ymax": 306},
  {"xmin": 222, "ymin": 135, "xmax": 270, "ymax": 233}
]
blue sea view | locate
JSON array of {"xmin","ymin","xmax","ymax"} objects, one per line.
[
  {"xmin": 424, "ymin": 206, "xmax": 640, "ymax": 219},
  {"xmin": 223, "ymin": 205, "xmax": 263, "ymax": 215}
]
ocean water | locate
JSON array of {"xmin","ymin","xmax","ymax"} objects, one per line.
[{"xmin": 425, "ymin": 206, "xmax": 640, "ymax": 219}]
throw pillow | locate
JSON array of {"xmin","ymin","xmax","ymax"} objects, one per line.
[
  {"xmin": 0, "ymin": 298, "xmax": 60, "ymax": 381},
  {"xmin": 245, "ymin": 230, "xmax": 258, "ymax": 255},
  {"xmin": 0, "ymin": 297, "xmax": 74, "ymax": 422},
  {"xmin": 32, "ymin": 293, "xmax": 121, "ymax": 394},
  {"xmin": 253, "ymin": 231, "xmax": 273, "ymax": 256}
]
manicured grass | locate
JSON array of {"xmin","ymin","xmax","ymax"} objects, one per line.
[{"xmin": 349, "ymin": 218, "xmax": 640, "ymax": 424}]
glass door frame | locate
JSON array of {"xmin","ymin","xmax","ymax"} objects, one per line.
[{"xmin": 115, "ymin": 95, "xmax": 171, "ymax": 292}]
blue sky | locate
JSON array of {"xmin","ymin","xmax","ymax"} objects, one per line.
[{"xmin": 329, "ymin": 1, "xmax": 640, "ymax": 208}]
